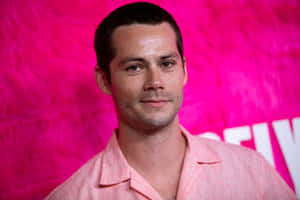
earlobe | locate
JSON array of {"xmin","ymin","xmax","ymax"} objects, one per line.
[
  {"xmin": 183, "ymin": 58, "xmax": 188, "ymax": 85},
  {"xmin": 95, "ymin": 65, "xmax": 112, "ymax": 95}
]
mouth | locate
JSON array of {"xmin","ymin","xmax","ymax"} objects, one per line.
[{"xmin": 140, "ymin": 99, "xmax": 170, "ymax": 107}]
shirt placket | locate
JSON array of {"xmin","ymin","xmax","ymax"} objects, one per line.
[{"xmin": 129, "ymin": 168, "xmax": 163, "ymax": 200}]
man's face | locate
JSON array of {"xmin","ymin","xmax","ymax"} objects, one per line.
[{"xmin": 105, "ymin": 22, "xmax": 187, "ymax": 131}]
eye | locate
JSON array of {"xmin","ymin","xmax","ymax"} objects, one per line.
[
  {"xmin": 125, "ymin": 65, "xmax": 143, "ymax": 74},
  {"xmin": 161, "ymin": 61, "xmax": 175, "ymax": 70}
]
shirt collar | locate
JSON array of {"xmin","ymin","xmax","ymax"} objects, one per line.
[
  {"xmin": 180, "ymin": 125, "xmax": 221, "ymax": 164},
  {"xmin": 98, "ymin": 125, "xmax": 221, "ymax": 186},
  {"xmin": 98, "ymin": 129, "xmax": 131, "ymax": 186}
]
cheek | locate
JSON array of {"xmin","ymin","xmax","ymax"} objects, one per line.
[
  {"xmin": 111, "ymin": 78, "xmax": 142, "ymax": 102},
  {"xmin": 167, "ymin": 73, "xmax": 185, "ymax": 90}
]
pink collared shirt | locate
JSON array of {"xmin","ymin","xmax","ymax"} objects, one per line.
[{"xmin": 45, "ymin": 126, "xmax": 297, "ymax": 200}]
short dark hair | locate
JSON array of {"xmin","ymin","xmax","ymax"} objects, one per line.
[{"xmin": 94, "ymin": 2, "xmax": 184, "ymax": 83}]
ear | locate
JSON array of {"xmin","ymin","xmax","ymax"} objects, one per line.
[
  {"xmin": 95, "ymin": 65, "xmax": 112, "ymax": 95},
  {"xmin": 183, "ymin": 57, "xmax": 188, "ymax": 86}
]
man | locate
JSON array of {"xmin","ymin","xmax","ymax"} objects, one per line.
[{"xmin": 45, "ymin": 2, "xmax": 297, "ymax": 200}]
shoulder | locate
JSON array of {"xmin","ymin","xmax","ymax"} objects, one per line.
[
  {"xmin": 191, "ymin": 134, "xmax": 261, "ymax": 160},
  {"xmin": 190, "ymin": 134, "xmax": 298, "ymax": 199},
  {"xmin": 45, "ymin": 151, "xmax": 105, "ymax": 200},
  {"xmin": 190, "ymin": 133, "xmax": 268, "ymax": 171},
  {"xmin": 181, "ymin": 125, "xmax": 263, "ymax": 166}
]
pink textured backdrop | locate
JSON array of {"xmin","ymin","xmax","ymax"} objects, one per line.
[{"xmin": 0, "ymin": 0, "xmax": 299, "ymax": 199}]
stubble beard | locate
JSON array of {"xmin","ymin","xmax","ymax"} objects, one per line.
[{"xmin": 115, "ymin": 91, "xmax": 184, "ymax": 133}]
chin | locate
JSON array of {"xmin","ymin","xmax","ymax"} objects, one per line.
[{"xmin": 137, "ymin": 114, "xmax": 177, "ymax": 130}]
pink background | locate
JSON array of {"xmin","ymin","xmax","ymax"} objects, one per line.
[{"xmin": 0, "ymin": 0, "xmax": 299, "ymax": 199}]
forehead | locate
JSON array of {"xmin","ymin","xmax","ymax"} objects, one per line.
[{"xmin": 111, "ymin": 22, "xmax": 178, "ymax": 59}]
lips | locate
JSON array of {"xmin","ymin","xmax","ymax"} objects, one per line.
[
  {"xmin": 140, "ymin": 99, "xmax": 170, "ymax": 107},
  {"xmin": 140, "ymin": 99, "xmax": 169, "ymax": 102}
]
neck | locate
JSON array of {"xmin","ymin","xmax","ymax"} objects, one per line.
[{"xmin": 117, "ymin": 117, "xmax": 186, "ymax": 177}]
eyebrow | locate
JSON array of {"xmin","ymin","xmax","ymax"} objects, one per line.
[
  {"xmin": 119, "ymin": 57, "xmax": 145, "ymax": 66},
  {"xmin": 118, "ymin": 52, "xmax": 179, "ymax": 66},
  {"xmin": 160, "ymin": 53, "xmax": 179, "ymax": 60}
]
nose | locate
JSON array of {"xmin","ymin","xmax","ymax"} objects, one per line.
[{"xmin": 143, "ymin": 67, "xmax": 164, "ymax": 91}]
